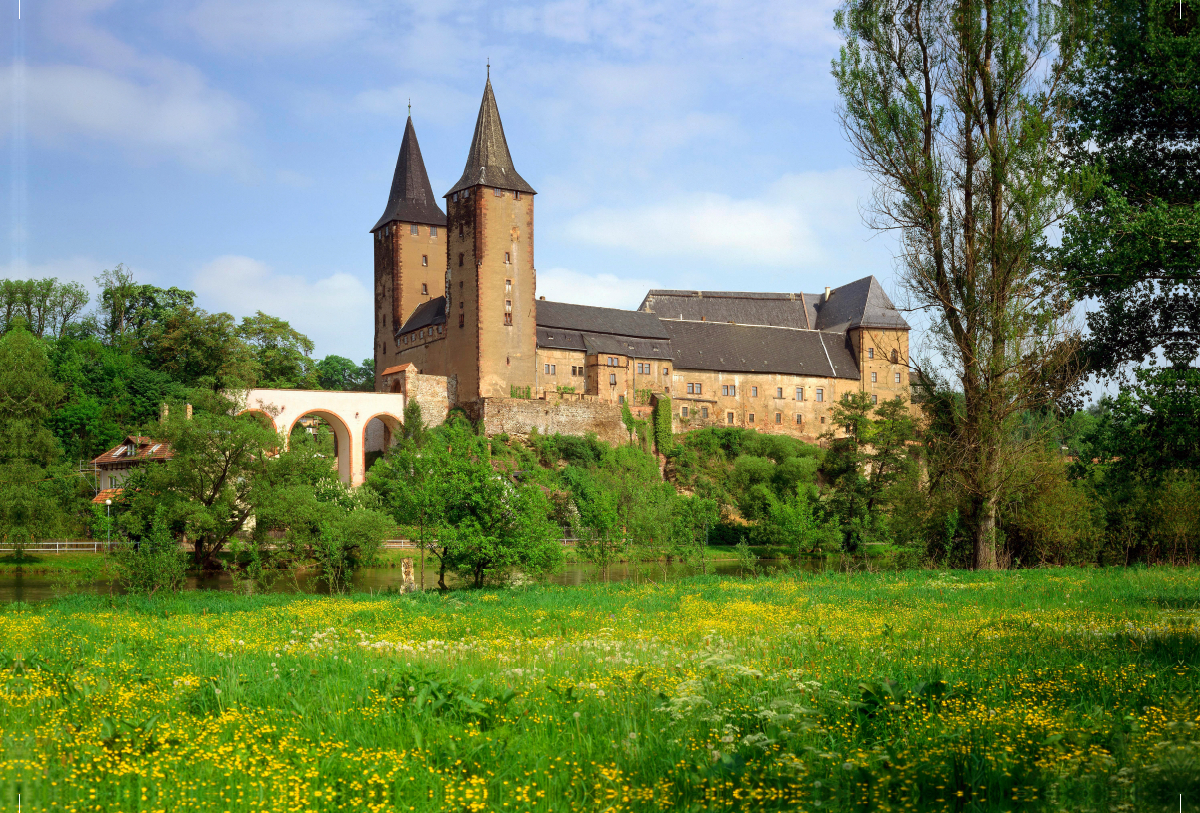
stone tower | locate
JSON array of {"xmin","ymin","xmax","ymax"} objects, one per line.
[
  {"xmin": 371, "ymin": 116, "xmax": 447, "ymax": 389},
  {"xmin": 443, "ymin": 78, "xmax": 537, "ymax": 401}
]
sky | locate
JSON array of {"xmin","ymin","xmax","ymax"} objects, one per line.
[{"xmin": 1, "ymin": 0, "xmax": 903, "ymax": 362}]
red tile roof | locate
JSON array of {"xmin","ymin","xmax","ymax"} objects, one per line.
[
  {"xmin": 92, "ymin": 487, "xmax": 125, "ymax": 504},
  {"xmin": 91, "ymin": 436, "xmax": 174, "ymax": 467}
]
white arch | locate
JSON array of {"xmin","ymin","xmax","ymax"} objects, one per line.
[{"xmin": 235, "ymin": 389, "xmax": 408, "ymax": 485}]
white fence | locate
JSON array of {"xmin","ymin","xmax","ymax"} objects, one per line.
[{"xmin": 0, "ymin": 540, "xmax": 111, "ymax": 554}]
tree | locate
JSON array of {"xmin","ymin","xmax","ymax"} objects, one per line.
[
  {"xmin": 315, "ymin": 355, "xmax": 374, "ymax": 391},
  {"xmin": 1061, "ymin": 0, "xmax": 1200, "ymax": 377},
  {"xmin": 833, "ymin": 0, "xmax": 1086, "ymax": 568},
  {"xmin": 0, "ymin": 278, "xmax": 89, "ymax": 338},
  {"xmin": 137, "ymin": 306, "xmax": 256, "ymax": 389},
  {"xmin": 0, "ymin": 320, "xmax": 67, "ymax": 551},
  {"xmin": 237, "ymin": 312, "xmax": 317, "ymax": 388},
  {"xmin": 401, "ymin": 399, "xmax": 426, "ymax": 445},
  {"xmin": 95, "ymin": 265, "xmax": 195, "ymax": 349}
]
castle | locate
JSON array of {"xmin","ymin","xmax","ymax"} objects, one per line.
[{"xmin": 372, "ymin": 77, "xmax": 910, "ymax": 442}]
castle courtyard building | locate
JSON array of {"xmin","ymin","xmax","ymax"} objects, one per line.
[{"xmin": 374, "ymin": 78, "xmax": 911, "ymax": 441}]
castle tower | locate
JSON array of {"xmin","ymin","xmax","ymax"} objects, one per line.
[
  {"xmin": 371, "ymin": 116, "xmax": 447, "ymax": 389},
  {"xmin": 443, "ymin": 77, "xmax": 537, "ymax": 401}
]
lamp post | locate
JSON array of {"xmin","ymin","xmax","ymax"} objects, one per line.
[{"xmin": 105, "ymin": 499, "xmax": 112, "ymax": 552}]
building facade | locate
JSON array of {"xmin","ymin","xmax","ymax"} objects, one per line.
[{"xmin": 373, "ymin": 78, "xmax": 911, "ymax": 441}]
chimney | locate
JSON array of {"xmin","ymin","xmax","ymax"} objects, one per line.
[
  {"xmin": 824, "ymin": 286, "xmax": 832, "ymax": 301},
  {"xmin": 160, "ymin": 403, "xmax": 169, "ymax": 422},
  {"xmin": 185, "ymin": 403, "xmax": 193, "ymax": 421}
]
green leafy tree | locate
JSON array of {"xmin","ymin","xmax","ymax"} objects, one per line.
[
  {"xmin": 1061, "ymin": 0, "xmax": 1200, "ymax": 376},
  {"xmin": 95, "ymin": 265, "xmax": 195, "ymax": 349},
  {"xmin": 237, "ymin": 312, "xmax": 317, "ymax": 389},
  {"xmin": 0, "ymin": 278, "xmax": 89, "ymax": 338},
  {"xmin": 316, "ymin": 355, "xmax": 374, "ymax": 391},
  {"xmin": 0, "ymin": 321, "xmax": 68, "ymax": 552},
  {"xmin": 137, "ymin": 306, "xmax": 256, "ymax": 389},
  {"xmin": 833, "ymin": 0, "xmax": 1086, "ymax": 567},
  {"xmin": 111, "ymin": 505, "xmax": 188, "ymax": 596}
]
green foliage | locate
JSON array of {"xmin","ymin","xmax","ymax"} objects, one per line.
[
  {"xmin": 315, "ymin": 355, "xmax": 374, "ymax": 391},
  {"xmin": 1061, "ymin": 0, "xmax": 1200, "ymax": 372},
  {"xmin": 652, "ymin": 396, "xmax": 674, "ymax": 454},
  {"xmin": 509, "ymin": 385, "xmax": 531, "ymax": 399},
  {"xmin": 402, "ymin": 399, "xmax": 425, "ymax": 445},
  {"xmin": 0, "ymin": 277, "xmax": 89, "ymax": 338},
  {"xmin": 111, "ymin": 505, "xmax": 187, "ymax": 596},
  {"xmin": 235, "ymin": 312, "xmax": 317, "ymax": 389}
]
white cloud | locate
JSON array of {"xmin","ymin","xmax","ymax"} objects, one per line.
[
  {"xmin": 191, "ymin": 256, "xmax": 371, "ymax": 359},
  {"xmin": 536, "ymin": 267, "xmax": 661, "ymax": 311},
  {"xmin": 565, "ymin": 168, "xmax": 874, "ymax": 268},
  {"xmin": 187, "ymin": 0, "xmax": 371, "ymax": 50},
  {"xmin": 0, "ymin": 64, "xmax": 245, "ymax": 169}
]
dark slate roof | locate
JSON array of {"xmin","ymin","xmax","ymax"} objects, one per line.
[
  {"xmin": 659, "ymin": 320, "xmax": 860, "ymax": 379},
  {"xmin": 536, "ymin": 300, "xmax": 669, "ymax": 340},
  {"xmin": 396, "ymin": 296, "xmax": 446, "ymax": 336},
  {"xmin": 638, "ymin": 290, "xmax": 813, "ymax": 329},
  {"xmin": 372, "ymin": 117, "xmax": 447, "ymax": 231},
  {"xmin": 639, "ymin": 277, "xmax": 909, "ymax": 334},
  {"xmin": 446, "ymin": 80, "xmax": 536, "ymax": 197},
  {"xmin": 581, "ymin": 333, "xmax": 672, "ymax": 359}
]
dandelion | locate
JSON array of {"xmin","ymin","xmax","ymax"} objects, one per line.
[{"xmin": 573, "ymin": 712, "xmax": 580, "ymax": 719}]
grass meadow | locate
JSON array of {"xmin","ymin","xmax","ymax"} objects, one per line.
[{"xmin": 2, "ymin": 567, "xmax": 1198, "ymax": 812}]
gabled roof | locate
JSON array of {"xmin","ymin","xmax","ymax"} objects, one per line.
[
  {"xmin": 372, "ymin": 117, "xmax": 447, "ymax": 231},
  {"xmin": 639, "ymin": 290, "xmax": 814, "ymax": 329},
  {"xmin": 814, "ymin": 276, "xmax": 910, "ymax": 332},
  {"xmin": 660, "ymin": 321, "xmax": 860, "ymax": 379},
  {"xmin": 446, "ymin": 79, "xmax": 536, "ymax": 197},
  {"xmin": 537, "ymin": 300, "xmax": 669, "ymax": 340},
  {"xmin": 396, "ymin": 296, "xmax": 446, "ymax": 336},
  {"xmin": 640, "ymin": 276, "xmax": 910, "ymax": 334},
  {"xmin": 92, "ymin": 436, "xmax": 173, "ymax": 467}
]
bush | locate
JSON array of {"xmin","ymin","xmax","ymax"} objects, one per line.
[{"xmin": 111, "ymin": 506, "xmax": 187, "ymax": 596}]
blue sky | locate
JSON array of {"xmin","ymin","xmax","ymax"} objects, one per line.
[{"xmin": 2, "ymin": 0, "xmax": 900, "ymax": 361}]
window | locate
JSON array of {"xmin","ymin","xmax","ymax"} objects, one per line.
[
  {"xmin": 797, "ymin": 387, "xmax": 805, "ymax": 400},
  {"xmin": 458, "ymin": 314, "xmax": 464, "ymax": 328},
  {"xmin": 775, "ymin": 412, "xmax": 782, "ymax": 424},
  {"xmin": 727, "ymin": 412, "xmax": 735, "ymax": 425},
  {"xmin": 872, "ymin": 394, "xmax": 878, "ymax": 404},
  {"xmin": 494, "ymin": 187, "xmax": 502, "ymax": 197},
  {"xmin": 681, "ymin": 406, "xmax": 689, "ymax": 418},
  {"xmin": 430, "ymin": 226, "xmax": 438, "ymax": 237},
  {"xmin": 411, "ymin": 224, "xmax": 419, "ymax": 235},
  {"xmin": 421, "ymin": 282, "xmax": 428, "ymax": 294},
  {"xmin": 663, "ymin": 367, "xmax": 669, "ymax": 376},
  {"xmin": 459, "ymin": 223, "xmax": 464, "ymax": 237},
  {"xmin": 749, "ymin": 413, "xmax": 755, "ymax": 423},
  {"xmin": 462, "ymin": 188, "xmax": 469, "ymax": 198},
  {"xmin": 504, "ymin": 252, "xmax": 511, "ymax": 263},
  {"xmin": 571, "ymin": 366, "xmax": 577, "ymax": 376},
  {"xmin": 751, "ymin": 386, "xmax": 758, "ymax": 397},
  {"xmin": 618, "ymin": 395, "xmax": 624, "ymax": 404},
  {"xmin": 505, "ymin": 300, "xmax": 513, "ymax": 326},
  {"xmin": 545, "ymin": 364, "xmax": 551, "ymax": 375},
  {"xmin": 871, "ymin": 372, "xmax": 878, "ymax": 383},
  {"xmin": 551, "ymin": 364, "xmax": 556, "ymax": 375},
  {"xmin": 701, "ymin": 407, "xmax": 708, "ymax": 419},
  {"xmin": 721, "ymin": 385, "xmax": 728, "ymax": 396},
  {"xmin": 419, "ymin": 329, "xmax": 424, "ymax": 338},
  {"xmin": 892, "ymin": 349, "xmax": 900, "ymax": 363},
  {"xmin": 609, "ymin": 373, "xmax": 617, "ymax": 385},
  {"xmin": 722, "ymin": 384, "xmax": 736, "ymax": 397},
  {"xmin": 895, "ymin": 372, "xmax": 902, "ymax": 384},
  {"xmin": 505, "ymin": 278, "xmax": 512, "ymax": 293},
  {"xmin": 795, "ymin": 414, "xmax": 802, "ymax": 424},
  {"xmin": 422, "ymin": 256, "xmax": 428, "ymax": 267},
  {"xmin": 694, "ymin": 383, "xmax": 702, "ymax": 395},
  {"xmin": 687, "ymin": 383, "xmax": 695, "ymax": 394},
  {"xmin": 452, "ymin": 192, "xmax": 458, "ymax": 202},
  {"xmin": 458, "ymin": 253, "xmax": 464, "ymax": 267},
  {"xmin": 820, "ymin": 416, "xmax": 826, "ymax": 424},
  {"xmin": 515, "ymin": 191, "xmax": 522, "ymax": 200},
  {"xmin": 437, "ymin": 326, "xmax": 442, "ymax": 334},
  {"xmin": 868, "ymin": 347, "xmax": 874, "ymax": 360},
  {"xmin": 816, "ymin": 388, "xmax": 824, "ymax": 402},
  {"xmin": 777, "ymin": 387, "xmax": 783, "ymax": 398}
]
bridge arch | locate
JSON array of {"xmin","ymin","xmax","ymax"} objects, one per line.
[
  {"xmin": 363, "ymin": 412, "xmax": 403, "ymax": 473},
  {"xmin": 287, "ymin": 409, "xmax": 353, "ymax": 484}
]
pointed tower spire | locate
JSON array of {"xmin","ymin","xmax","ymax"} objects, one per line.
[
  {"xmin": 371, "ymin": 116, "xmax": 447, "ymax": 232},
  {"xmin": 446, "ymin": 77, "xmax": 536, "ymax": 197}
]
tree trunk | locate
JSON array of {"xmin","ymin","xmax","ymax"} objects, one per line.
[
  {"xmin": 973, "ymin": 497, "xmax": 999, "ymax": 570},
  {"xmin": 437, "ymin": 551, "xmax": 447, "ymax": 590}
]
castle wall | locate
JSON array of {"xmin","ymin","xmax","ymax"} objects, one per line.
[
  {"xmin": 533, "ymin": 347, "xmax": 587, "ymax": 394},
  {"xmin": 373, "ymin": 221, "xmax": 446, "ymax": 388},
  {"xmin": 470, "ymin": 394, "xmax": 629, "ymax": 445},
  {"xmin": 669, "ymin": 368, "xmax": 859, "ymax": 439},
  {"xmin": 847, "ymin": 328, "xmax": 911, "ymax": 405}
]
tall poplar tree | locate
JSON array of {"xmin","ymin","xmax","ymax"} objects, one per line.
[{"xmin": 833, "ymin": 0, "xmax": 1086, "ymax": 568}]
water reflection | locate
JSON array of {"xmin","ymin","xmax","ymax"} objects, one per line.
[{"xmin": 1, "ymin": 555, "xmax": 869, "ymax": 603}]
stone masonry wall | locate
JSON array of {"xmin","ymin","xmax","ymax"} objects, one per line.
[{"xmin": 474, "ymin": 394, "xmax": 628, "ymax": 445}]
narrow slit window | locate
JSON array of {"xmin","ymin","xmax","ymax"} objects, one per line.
[
  {"xmin": 421, "ymin": 283, "xmax": 428, "ymax": 294},
  {"xmin": 422, "ymin": 256, "xmax": 428, "ymax": 267}
]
